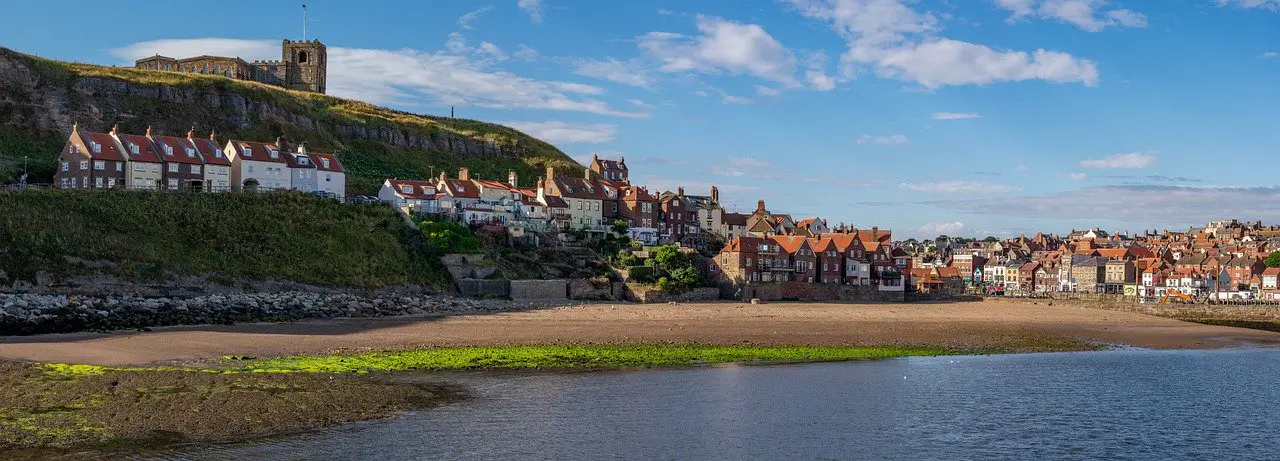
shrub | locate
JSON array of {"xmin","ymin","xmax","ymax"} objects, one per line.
[
  {"xmin": 628, "ymin": 266, "xmax": 658, "ymax": 283},
  {"xmin": 417, "ymin": 220, "xmax": 480, "ymax": 254}
]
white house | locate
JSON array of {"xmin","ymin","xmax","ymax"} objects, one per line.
[
  {"xmin": 308, "ymin": 152, "xmax": 345, "ymax": 198},
  {"xmin": 224, "ymin": 139, "xmax": 291, "ymax": 190},
  {"xmin": 283, "ymin": 142, "xmax": 318, "ymax": 193},
  {"xmin": 379, "ymin": 179, "xmax": 439, "ymax": 213}
]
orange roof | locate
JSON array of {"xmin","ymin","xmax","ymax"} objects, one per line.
[
  {"xmin": 150, "ymin": 134, "xmax": 204, "ymax": 165},
  {"xmin": 723, "ymin": 236, "xmax": 763, "ymax": 253},
  {"xmin": 809, "ymin": 237, "xmax": 835, "ymax": 253},
  {"xmin": 307, "ymin": 153, "xmax": 343, "ymax": 172},
  {"xmin": 77, "ymin": 131, "xmax": 126, "ymax": 161},
  {"xmin": 936, "ymin": 267, "xmax": 961, "ymax": 278},
  {"xmin": 386, "ymin": 179, "xmax": 437, "ymax": 199},
  {"xmin": 1264, "ymin": 267, "xmax": 1280, "ymax": 276},
  {"xmin": 769, "ymin": 235, "xmax": 810, "ymax": 254}
]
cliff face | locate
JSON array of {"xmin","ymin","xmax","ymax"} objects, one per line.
[{"xmin": 0, "ymin": 47, "xmax": 579, "ymax": 189}]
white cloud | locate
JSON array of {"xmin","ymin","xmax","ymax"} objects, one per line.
[
  {"xmin": 927, "ymin": 185, "xmax": 1280, "ymax": 224},
  {"xmin": 995, "ymin": 0, "xmax": 1148, "ymax": 32},
  {"xmin": 805, "ymin": 50, "xmax": 838, "ymax": 91},
  {"xmin": 900, "ymin": 180, "xmax": 1020, "ymax": 194},
  {"xmin": 572, "ymin": 58, "xmax": 656, "ymax": 89},
  {"xmin": 1079, "ymin": 152, "xmax": 1155, "ymax": 169},
  {"xmin": 1261, "ymin": 51, "xmax": 1279, "ymax": 59},
  {"xmin": 1215, "ymin": 0, "xmax": 1280, "ymax": 11},
  {"xmin": 932, "ymin": 112, "xmax": 981, "ymax": 120},
  {"xmin": 503, "ymin": 121, "xmax": 617, "ymax": 144},
  {"xmin": 475, "ymin": 42, "xmax": 508, "ymax": 61},
  {"xmin": 857, "ymin": 134, "xmax": 909, "ymax": 145},
  {"xmin": 1015, "ymin": 164, "xmax": 1029, "ymax": 171},
  {"xmin": 518, "ymin": 0, "xmax": 544, "ymax": 22},
  {"xmin": 1067, "ymin": 172, "xmax": 1089, "ymax": 180},
  {"xmin": 457, "ymin": 6, "xmax": 493, "ymax": 29},
  {"xmin": 729, "ymin": 156, "xmax": 770, "ymax": 167},
  {"xmin": 918, "ymin": 221, "xmax": 966, "ymax": 235},
  {"xmin": 638, "ymin": 15, "xmax": 801, "ymax": 87},
  {"xmin": 513, "ymin": 44, "xmax": 541, "ymax": 62},
  {"xmin": 627, "ymin": 99, "xmax": 655, "ymax": 110},
  {"xmin": 111, "ymin": 38, "xmax": 648, "ymax": 119},
  {"xmin": 754, "ymin": 85, "xmax": 782, "ymax": 96},
  {"xmin": 787, "ymin": 0, "xmax": 1100, "ymax": 88},
  {"xmin": 445, "ymin": 32, "xmax": 471, "ymax": 54}
]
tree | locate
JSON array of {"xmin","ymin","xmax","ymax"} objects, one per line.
[
  {"xmin": 1266, "ymin": 251, "xmax": 1280, "ymax": 268},
  {"xmin": 983, "ymin": 236, "xmax": 999, "ymax": 243},
  {"xmin": 670, "ymin": 266, "xmax": 700, "ymax": 288},
  {"xmin": 418, "ymin": 220, "xmax": 479, "ymax": 254},
  {"xmin": 611, "ymin": 219, "xmax": 630, "ymax": 236},
  {"xmin": 652, "ymin": 244, "xmax": 690, "ymax": 272}
]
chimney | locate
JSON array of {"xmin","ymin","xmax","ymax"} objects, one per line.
[
  {"xmin": 459, "ymin": 167, "xmax": 470, "ymax": 181},
  {"xmin": 545, "ymin": 166, "xmax": 556, "ymax": 181},
  {"xmin": 619, "ymin": 156, "xmax": 625, "ymax": 165},
  {"xmin": 297, "ymin": 141, "xmax": 307, "ymax": 155},
  {"xmin": 209, "ymin": 129, "xmax": 218, "ymax": 142},
  {"xmin": 711, "ymin": 185, "xmax": 719, "ymax": 204},
  {"xmin": 584, "ymin": 168, "xmax": 592, "ymax": 180},
  {"xmin": 872, "ymin": 226, "xmax": 879, "ymax": 238},
  {"xmin": 110, "ymin": 124, "xmax": 119, "ymax": 136},
  {"xmin": 756, "ymin": 200, "xmax": 766, "ymax": 213},
  {"xmin": 145, "ymin": 126, "xmax": 152, "ymax": 137},
  {"xmin": 186, "ymin": 126, "xmax": 195, "ymax": 140},
  {"xmin": 438, "ymin": 170, "xmax": 447, "ymax": 184},
  {"xmin": 536, "ymin": 177, "xmax": 546, "ymax": 201},
  {"xmin": 72, "ymin": 122, "xmax": 79, "ymax": 134},
  {"xmin": 508, "ymin": 170, "xmax": 518, "ymax": 187},
  {"xmin": 591, "ymin": 153, "xmax": 598, "ymax": 165}
]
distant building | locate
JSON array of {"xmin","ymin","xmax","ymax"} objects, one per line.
[{"xmin": 136, "ymin": 39, "xmax": 327, "ymax": 94}]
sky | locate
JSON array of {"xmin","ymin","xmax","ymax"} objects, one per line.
[{"xmin": 3, "ymin": 0, "xmax": 1280, "ymax": 239}]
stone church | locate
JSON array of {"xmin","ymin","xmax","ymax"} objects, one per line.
[{"xmin": 135, "ymin": 39, "xmax": 327, "ymax": 94}]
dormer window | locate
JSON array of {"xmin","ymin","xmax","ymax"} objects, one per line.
[
  {"xmin": 162, "ymin": 144, "xmax": 174, "ymax": 156},
  {"xmin": 215, "ymin": 149, "xmax": 223, "ymax": 158},
  {"xmin": 321, "ymin": 158, "xmax": 330, "ymax": 169},
  {"xmin": 244, "ymin": 147, "xmax": 253, "ymax": 157},
  {"xmin": 91, "ymin": 142, "xmax": 101, "ymax": 154},
  {"xmin": 269, "ymin": 150, "xmax": 279, "ymax": 159},
  {"xmin": 400, "ymin": 185, "xmax": 413, "ymax": 194},
  {"xmin": 421, "ymin": 186, "xmax": 433, "ymax": 194},
  {"xmin": 185, "ymin": 147, "xmax": 196, "ymax": 158},
  {"xmin": 130, "ymin": 143, "xmax": 140, "ymax": 155}
]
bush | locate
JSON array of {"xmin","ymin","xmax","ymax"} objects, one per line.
[
  {"xmin": 628, "ymin": 265, "xmax": 658, "ymax": 283},
  {"xmin": 418, "ymin": 220, "xmax": 480, "ymax": 254}
]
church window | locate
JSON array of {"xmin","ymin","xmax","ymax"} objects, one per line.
[{"xmin": 298, "ymin": 51, "xmax": 309, "ymax": 64}]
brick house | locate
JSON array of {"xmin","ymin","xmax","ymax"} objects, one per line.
[
  {"xmin": 189, "ymin": 129, "xmax": 232, "ymax": 191},
  {"xmin": 619, "ymin": 185, "xmax": 659, "ymax": 229},
  {"xmin": 827, "ymin": 233, "xmax": 870, "ymax": 286},
  {"xmin": 811, "ymin": 237, "xmax": 844, "ymax": 284},
  {"xmin": 588, "ymin": 154, "xmax": 628, "ymax": 183},
  {"xmin": 1224, "ymin": 257, "xmax": 1265, "ymax": 290},
  {"xmin": 772, "ymin": 236, "xmax": 816, "ymax": 283},
  {"xmin": 113, "ymin": 129, "xmax": 165, "ymax": 190},
  {"xmin": 1019, "ymin": 262, "xmax": 1041, "ymax": 292},
  {"xmin": 148, "ymin": 129, "xmax": 206, "ymax": 191},
  {"xmin": 55, "ymin": 124, "xmax": 127, "ymax": 189},
  {"xmin": 660, "ymin": 188, "xmax": 699, "ymax": 243}
]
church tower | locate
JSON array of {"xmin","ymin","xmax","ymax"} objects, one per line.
[{"xmin": 282, "ymin": 39, "xmax": 327, "ymax": 94}]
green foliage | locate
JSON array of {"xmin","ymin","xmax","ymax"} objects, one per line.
[
  {"xmin": 670, "ymin": 266, "xmax": 701, "ymax": 288},
  {"xmin": 417, "ymin": 220, "xmax": 480, "ymax": 254},
  {"xmin": 229, "ymin": 344, "xmax": 960, "ymax": 373},
  {"xmin": 610, "ymin": 219, "xmax": 630, "ymax": 235},
  {"xmin": 656, "ymin": 277, "xmax": 672, "ymax": 292},
  {"xmin": 1267, "ymin": 251, "xmax": 1280, "ymax": 268},
  {"xmin": 983, "ymin": 236, "xmax": 999, "ymax": 243},
  {"xmin": 651, "ymin": 245, "xmax": 690, "ymax": 273},
  {"xmin": 627, "ymin": 265, "xmax": 658, "ymax": 283},
  {"xmin": 616, "ymin": 250, "xmax": 639, "ymax": 267},
  {"xmin": 0, "ymin": 189, "xmax": 444, "ymax": 287}
]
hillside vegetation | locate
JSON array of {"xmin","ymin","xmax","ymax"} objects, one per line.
[
  {"xmin": 0, "ymin": 190, "xmax": 445, "ymax": 288},
  {"xmin": 0, "ymin": 47, "xmax": 582, "ymax": 193}
]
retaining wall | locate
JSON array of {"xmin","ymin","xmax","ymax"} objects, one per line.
[{"xmin": 510, "ymin": 279, "xmax": 569, "ymax": 300}]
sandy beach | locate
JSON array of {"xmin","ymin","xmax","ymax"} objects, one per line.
[{"xmin": 2, "ymin": 299, "xmax": 1277, "ymax": 366}]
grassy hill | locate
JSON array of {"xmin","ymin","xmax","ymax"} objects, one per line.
[
  {"xmin": 0, "ymin": 190, "xmax": 446, "ymax": 288},
  {"xmin": 0, "ymin": 47, "xmax": 583, "ymax": 193}
]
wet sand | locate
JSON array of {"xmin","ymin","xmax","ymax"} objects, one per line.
[{"xmin": 2, "ymin": 299, "xmax": 1278, "ymax": 366}]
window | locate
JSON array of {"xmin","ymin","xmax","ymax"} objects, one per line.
[
  {"xmin": 61, "ymin": 178, "xmax": 70, "ymax": 188},
  {"xmin": 162, "ymin": 144, "xmax": 173, "ymax": 156},
  {"xmin": 93, "ymin": 160, "xmax": 105, "ymax": 171},
  {"xmin": 80, "ymin": 160, "xmax": 88, "ymax": 170},
  {"xmin": 151, "ymin": 164, "xmax": 159, "ymax": 173},
  {"xmin": 91, "ymin": 142, "xmax": 101, "ymax": 154},
  {"xmin": 70, "ymin": 145, "xmax": 78, "ymax": 154},
  {"xmin": 107, "ymin": 178, "xmax": 116, "ymax": 188},
  {"xmin": 216, "ymin": 150, "xmax": 224, "ymax": 158},
  {"xmin": 130, "ymin": 144, "xmax": 140, "ymax": 155},
  {"xmin": 243, "ymin": 147, "xmax": 252, "ymax": 158},
  {"xmin": 168, "ymin": 163, "xmax": 179, "ymax": 173},
  {"xmin": 269, "ymin": 150, "xmax": 279, "ymax": 159},
  {"xmin": 248, "ymin": 165, "xmax": 255, "ymax": 174},
  {"xmin": 134, "ymin": 163, "xmax": 146, "ymax": 172},
  {"xmin": 321, "ymin": 158, "xmax": 330, "ymax": 169},
  {"xmin": 400, "ymin": 185, "xmax": 413, "ymax": 194},
  {"xmin": 191, "ymin": 165, "xmax": 201, "ymax": 174},
  {"xmin": 94, "ymin": 177, "xmax": 103, "ymax": 188},
  {"xmin": 185, "ymin": 147, "xmax": 196, "ymax": 158},
  {"xmin": 61, "ymin": 162, "xmax": 69, "ymax": 172},
  {"xmin": 168, "ymin": 179, "xmax": 178, "ymax": 190}
]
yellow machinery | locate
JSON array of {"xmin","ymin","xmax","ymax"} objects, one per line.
[{"xmin": 1159, "ymin": 290, "xmax": 1194, "ymax": 304}]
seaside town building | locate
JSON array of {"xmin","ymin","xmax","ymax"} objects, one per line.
[{"xmin": 135, "ymin": 39, "xmax": 328, "ymax": 94}]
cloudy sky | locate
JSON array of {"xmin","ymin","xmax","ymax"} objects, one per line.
[{"xmin": 4, "ymin": 0, "xmax": 1280, "ymax": 238}]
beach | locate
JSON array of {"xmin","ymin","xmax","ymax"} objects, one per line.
[{"xmin": 3, "ymin": 299, "xmax": 1277, "ymax": 366}]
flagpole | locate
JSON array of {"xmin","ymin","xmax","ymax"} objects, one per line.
[{"xmin": 303, "ymin": 4, "xmax": 308, "ymax": 41}]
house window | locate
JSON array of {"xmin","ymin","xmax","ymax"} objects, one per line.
[
  {"xmin": 244, "ymin": 147, "xmax": 252, "ymax": 158},
  {"xmin": 400, "ymin": 185, "xmax": 413, "ymax": 194},
  {"xmin": 61, "ymin": 162, "xmax": 69, "ymax": 172},
  {"xmin": 91, "ymin": 142, "xmax": 101, "ymax": 154},
  {"xmin": 216, "ymin": 150, "xmax": 224, "ymax": 158},
  {"xmin": 168, "ymin": 163, "xmax": 179, "ymax": 173},
  {"xmin": 151, "ymin": 164, "xmax": 160, "ymax": 172},
  {"xmin": 70, "ymin": 145, "xmax": 78, "ymax": 154},
  {"xmin": 93, "ymin": 160, "xmax": 105, "ymax": 171},
  {"xmin": 322, "ymin": 158, "xmax": 330, "ymax": 169},
  {"xmin": 130, "ymin": 144, "xmax": 140, "ymax": 155},
  {"xmin": 185, "ymin": 147, "xmax": 196, "ymax": 157},
  {"xmin": 61, "ymin": 178, "xmax": 70, "ymax": 188},
  {"xmin": 269, "ymin": 150, "xmax": 279, "ymax": 159},
  {"xmin": 191, "ymin": 165, "xmax": 201, "ymax": 174},
  {"xmin": 94, "ymin": 177, "xmax": 103, "ymax": 188},
  {"xmin": 107, "ymin": 178, "xmax": 116, "ymax": 188},
  {"xmin": 162, "ymin": 144, "xmax": 173, "ymax": 156},
  {"xmin": 248, "ymin": 165, "xmax": 255, "ymax": 174},
  {"xmin": 80, "ymin": 160, "xmax": 88, "ymax": 170},
  {"xmin": 134, "ymin": 163, "xmax": 146, "ymax": 172}
]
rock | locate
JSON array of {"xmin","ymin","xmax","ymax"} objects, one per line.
[{"xmin": 750, "ymin": 298, "xmax": 763, "ymax": 305}]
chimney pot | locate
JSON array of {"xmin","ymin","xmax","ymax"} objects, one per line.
[
  {"xmin": 459, "ymin": 167, "xmax": 470, "ymax": 181},
  {"xmin": 145, "ymin": 126, "xmax": 152, "ymax": 137},
  {"xmin": 110, "ymin": 124, "xmax": 119, "ymax": 136}
]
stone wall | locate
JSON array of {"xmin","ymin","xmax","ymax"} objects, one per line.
[
  {"xmin": 626, "ymin": 285, "xmax": 720, "ymax": 303},
  {"xmin": 510, "ymin": 279, "xmax": 569, "ymax": 300},
  {"xmin": 569, "ymin": 278, "xmax": 622, "ymax": 300},
  {"xmin": 728, "ymin": 282, "xmax": 906, "ymax": 303}
]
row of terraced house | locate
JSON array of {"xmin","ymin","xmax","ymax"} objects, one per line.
[{"xmin": 53, "ymin": 124, "xmax": 345, "ymax": 197}]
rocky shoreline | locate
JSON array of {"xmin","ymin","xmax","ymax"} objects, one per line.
[{"xmin": 0, "ymin": 291, "xmax": 560, "ymax": 336}]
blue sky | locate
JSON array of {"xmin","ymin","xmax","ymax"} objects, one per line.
[{"xmin": 4, "ymin": 0, "xmax": 1280, "ymax": 238}]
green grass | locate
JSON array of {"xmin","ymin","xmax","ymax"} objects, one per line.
[
  {"xmin": 0, "ymin": 189, "xmax": 448, "ymax": 287},
  {"xmin": 224, "ymin": 344, "xmax": 961, "ymax": 373},
  {"xmin": 0, "ymin": 47, "xmax": 583, "ymax": 194}
]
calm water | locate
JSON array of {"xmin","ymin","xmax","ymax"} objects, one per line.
[{"xmin": 157, "ymin": 349, "xmax": 1280, "ymax": 460}]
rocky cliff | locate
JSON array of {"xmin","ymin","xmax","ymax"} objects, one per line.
[{"xmin": 0, "ymin": 47, "xmax": 580, "ymax": 191}]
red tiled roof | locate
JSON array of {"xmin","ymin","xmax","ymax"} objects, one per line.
[
  {"xmin": 723, "ymin": 236, "xmax": 763, "ymax": 253},
  {"xmin": 386, "ymin": 179, "xmax": 437, "ymax": 199},
  {"xmin": 809, "ymin": 237, "xmax": 835, "ymax": 253},
  {"xmin": 282, "ymin": 152, "xmax": 316, "ymax": 169},
  {"xmin": 1263, "ymin": 267, "xmax": 1280, "ymax": 276},
  {"xmin": 769, "ymin": 235, "xmax": 810, "ymax": 254},
  {"xmin": 77, "ymin": 131, "xmax": 126, "ymax": 161},
  {"xmin": 150, "ymin": 135, "xmax": 203, "ymax": 165},
  {"xmin": 442, "ymin": 179, "xmax": 481, "ymax": 199},
  {"xmin": 307, "ymin": 153, "xmax": 343, "ymax": 172},
  {"xmin": 191, "ymin": 138, "xmax": 231, "ymax": 166},
  {"xmin": 228, "ymin": 140, "xmax": 288, "ymax": 164},
  {"xmin": 937, "ymin": 266, "xmax": 962, "ymax": 278},
  {"xmin": 115, "ymin": 133, "xmax": 164, "ymax": 164}
]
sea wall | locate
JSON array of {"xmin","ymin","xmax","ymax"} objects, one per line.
[{"xmin": 729, "ymin": 282, "xmax": 906, "ymax": 303}]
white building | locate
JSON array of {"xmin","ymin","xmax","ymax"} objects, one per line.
[
  {"xmin": 308, "ymin": 152, "xmax": 345, "ymax": 198},
  {"xmin": 379, "ymin": 179, "xmax": 439, "ymax": 213},
  {"xmin": 224, "ymin": 140, "xmax": 291, "ymax": 190}
]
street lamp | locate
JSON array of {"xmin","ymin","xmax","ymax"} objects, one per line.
[{"xmin": 21, "ymin": 155, "xmax": 28, "ymax": 187}]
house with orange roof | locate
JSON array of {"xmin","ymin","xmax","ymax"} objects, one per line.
[
  {"xmin": 307, "ymin": 150, "xmax": 345, "ymax": 198},
  {"xmin": 379, "ymin": 179, "xmax": 440, "ymax": 212},
  {"xmin": 770, "ymin": 235, "xmax": 816, "ymax": 283},
  {"xmin": 811, "ymin": 237, "xmax": 843, "ymax": 284},
  {"xmin": 824, "ymin": 233, "xmax": 870, "ymax": 286},
  {"xmin": 55, "ymin": 123, "xmax": 127, "ymax": 189},
  {"xmin": 188, "ymin": 128, "xmax": 232, "ymax": 191},
  {"xmin": 148, "ymin": 128, "xmax": 206, "ymax": 191},
  {"xmin": 711, "ymin": 236, "xmax": 763, "ymax": 284},
  {"xmin": 544, "ymin": 166, "xmax": 606, "ymax": 231}
]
